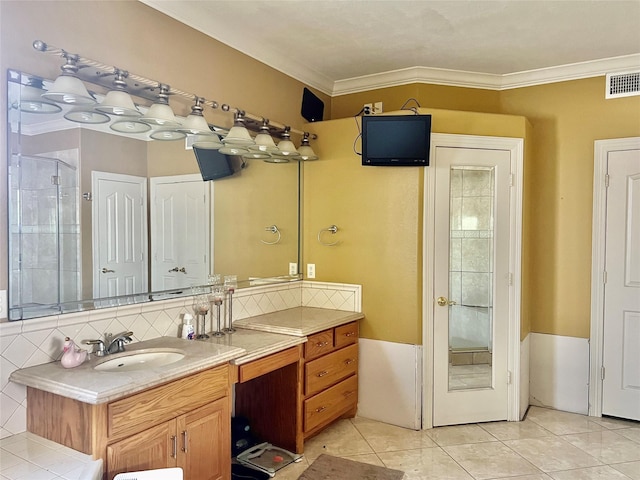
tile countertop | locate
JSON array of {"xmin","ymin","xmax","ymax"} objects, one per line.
[
  {"xmin": 203, "ymin": 328, "xmax": 307, "ymax": 366},
  {"xmin": 233, "ymin": 306, "xmax": 364, "ymax": 336},
  {"xmin": 9, "ymin": 336, "xmax": 246, "ymax": 405},
  {"xmin": 9, "ymin": 306, "xmax": 361, "ymax": 405}
]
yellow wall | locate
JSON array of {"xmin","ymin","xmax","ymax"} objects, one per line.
[
  {"xmin": 304, "ymin": 109, "xmax": 527, "ymax": 344},
  {"xmin": 332, "ymin": 79, "xmax": 640, "ymax": 340},
  {"xmin": 332, "ymin": 84, "xmax": 502, "ymax": 119},
  {"xmin": 499, "ymin": 77, "xmax": 640, "ymax": 338}
]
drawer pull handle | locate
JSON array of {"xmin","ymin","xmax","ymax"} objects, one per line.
[
  {"xmin": 315, "ymin": 406, "xmax": 327, "ymax": 413},
  {"xmin": 344, "ymin": 332, "xmax": 356, "ymax": 337},
  {"xmin": 181, "ymin": 430, "xmax": 188, "ymax": 453},
  {"xmin": 315, "ymin": 341, "xmax": 329, "ymax": 347},
  {"xmin": 317, "ymin": 370, "xmax": 329, "ymax": 377},
  {"xmin": 344, "ymin": 358, "xmax": 355, "ymax": 365},
  {"xmin": 344, "ymin": 390, "xmax": 355, "ymax": 397},
  {"xmin": 171, "ymin": 435, "xmax": 177, "ymax": 458}
]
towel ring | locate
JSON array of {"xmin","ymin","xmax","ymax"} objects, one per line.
[
  {"xmin": 261, "ymin": 225, "xmax": 281, "ymax": 245},
  {"xmin": 318, "ymin": 225, "xmax": 340, "ymax": 246}
]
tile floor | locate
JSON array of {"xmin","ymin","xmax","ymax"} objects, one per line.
[
  {"xmin": 1, "ymin": 406, "xmax": 638, "ymax": 479},
  {"xmin": 277, "ymin": 406, "xmax": 640, "ymax": 480}
]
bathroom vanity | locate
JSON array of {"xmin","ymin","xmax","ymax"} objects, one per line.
[{"xmin": 10, "ymin": 307, "xmax": 362, "ymax": 480}]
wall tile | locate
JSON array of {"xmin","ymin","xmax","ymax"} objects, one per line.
[{"xmin": 0, "ymin": 281, "xmax": 358, "ymax": 437}]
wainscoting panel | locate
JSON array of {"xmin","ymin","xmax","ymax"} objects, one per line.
[
  {"xmin": 520, "ymin": 334, "xmax": 530, "ymax": 420},
  {"xmin": 357, "ymin": 338, "xmax": 422, "ymax": 430},
  {"xmin": 529, "ymin": 333, "xmax": 589, "ymax": 414}
]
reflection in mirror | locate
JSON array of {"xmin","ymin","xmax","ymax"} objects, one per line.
[
  {"xmin": 7, "ymin": 70, "xmax": 300, "ymax": 320},
  {"xmin": 448, "ymin": 166, "xmax": 494, "ymax": 391}
]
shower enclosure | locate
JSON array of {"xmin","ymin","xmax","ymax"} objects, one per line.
[{"xmin": 8, "ymin": 153, "xmax": 81, "ymax": 319}]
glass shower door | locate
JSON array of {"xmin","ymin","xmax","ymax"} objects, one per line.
[{"xmin": 8, "ymin": 154, "xmax": 79, "ymax": 319}]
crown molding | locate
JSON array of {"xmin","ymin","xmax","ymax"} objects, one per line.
[
  {"xmin": 332, "ymin": 54, "xmax": 640, "ymax": 95},
  {"xmin": 499, "ymin": 54, "xmax": 640, "ymax": 90},
  {"xmin": 332, "ymin": 67, "xmax": 502, "ymax": 95}
]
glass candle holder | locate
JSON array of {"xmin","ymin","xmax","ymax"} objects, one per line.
[
  {"xmin": 210, "ymin": 287, "xmax": 225, "ymax": 337},
  {"xmin": 192, "ymin": 292, "xmax": 210, "ymax": 339},
  {"xmin": 223, "ymin": 275, "xmax": 237, "ymax": 333}
]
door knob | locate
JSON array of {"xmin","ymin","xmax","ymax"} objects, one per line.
[
  {"xmin": 101, "ymin": 267, "xmax": 115, "ymax": 274},
  {"xmin": 437, "ymin": 296, "xmax": 457, "ymax": 307}
]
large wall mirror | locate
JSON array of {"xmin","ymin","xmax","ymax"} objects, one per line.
[{"xmin": 7, "ymin": 70, "xmax": 300, "ymax": 320}]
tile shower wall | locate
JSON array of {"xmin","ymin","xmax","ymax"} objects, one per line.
[
  {"xmin": 449, "ymin": 168, "xmax": 494, "ymax": 351},
  {"xmin": 9, "ymin": 149, "xmax": 81, "ymax": 310},
  {"xmin": 0, "ymin": 280, "xmax": 361, "ymax": 438}
]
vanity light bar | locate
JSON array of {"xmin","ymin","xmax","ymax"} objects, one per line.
[{"xmin": 32, "ymin": 40, "xmax": 316, "ymax": 140}]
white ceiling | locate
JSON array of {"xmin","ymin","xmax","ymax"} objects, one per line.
[{"xmin": 141, "ymin": 0, "xmax": 640, "ymax": 95}]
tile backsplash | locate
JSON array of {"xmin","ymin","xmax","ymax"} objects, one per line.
[{"xmin": 0, "ymin": 280, "xmax": 361, "ymax": 438}]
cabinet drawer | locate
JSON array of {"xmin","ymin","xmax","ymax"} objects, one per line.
[
  {"xmin": 305, "ymin": 329, "xmax": 334, "ymax": 360},
  {"xmin": 238, "ymin": 346, "xmax": 300, "ymax": 383},
  {"xmin": 304, "ymin": 375, "xmax": 358, "ymax": 433},
  {"xmin": 305, "ymin": 344, "xmax": 358, "ymax": 396},
  {"xmin": 108, "ymin": 365, "xmax": 228, "ymax": 439},
  {"xmin": 334, "ymin": 322, "xmax": 358, "ymax": 348}
]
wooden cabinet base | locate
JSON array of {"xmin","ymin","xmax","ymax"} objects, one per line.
[{"xmin": 26, "ymin": 365, "xmax": 231, "ymax": 480}]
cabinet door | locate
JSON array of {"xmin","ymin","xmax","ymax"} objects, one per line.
[
  {"xmin": 107, "ymin": 420, "xmax": 175, "ymax": 480},
  {"xmin": 177, "ymin": 397, "xmax": 230, "ymax": 480}
]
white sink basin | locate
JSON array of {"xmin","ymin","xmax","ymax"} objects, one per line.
[{"xmin": 94, "ymin": 348, "xmax": 185, "ymax": 372}]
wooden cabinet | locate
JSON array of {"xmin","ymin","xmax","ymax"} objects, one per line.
[
  {"xmin": 106, "ymin": 421, "xmax": 175, "ymax": 474},
  {"xmin": 303, "ymin": 321, "xmax": 359, "ymax": 439},
  {"xmin": 27, "ymin": 364, "xmax": 231, "ymax": 480},
  {"xmin": 107, "ymin": 398, "xmax": 229, "ymax": 480}
]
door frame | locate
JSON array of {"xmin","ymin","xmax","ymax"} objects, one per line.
[
  {"xmin": 422, "ymin": 133, "xmax": 524, "ymax": 429},
  {"xmin": 589, "ymin": 136, "xmax": 640, "ymax": 417}
]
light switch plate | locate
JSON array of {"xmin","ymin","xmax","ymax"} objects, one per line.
[
  {"xmin": 0, "ymin": 290, "xmax": 7, "ymax": 319},
  {"xmin": 307, "ymin": 264, "xmax": 316, "ymax": 279}
]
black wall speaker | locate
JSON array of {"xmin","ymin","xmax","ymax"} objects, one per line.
[{"xmin": 301, "ymin": 87, "xmax": 324, "ymax": 122}]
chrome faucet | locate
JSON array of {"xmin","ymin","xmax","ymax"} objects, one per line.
[
  {"xmin": 83, "ymin": 338, "xmax": 106, "ymax": 357},
  {"xmin": 106, "ymin": 331, "xmax": 134, "ymax": 354},
  {"xmin": 84, "ymin": 331, "xmax": 133, "ymax": 356}
]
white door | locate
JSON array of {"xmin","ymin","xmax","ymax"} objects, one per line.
[
  {"xmin": 92, "ymin": 172, "xmax": 148, "ymax": 299},
  {"xmin": 430, "ymin": 140, "xmax": 519, "ymax": 426},
  {"xmin": 602, "ymin": 146, "xmax": 640, "ymax": 421},
  {"xmin": 150, "ymin": 174, "xmax": 210, "ymax": 291}
]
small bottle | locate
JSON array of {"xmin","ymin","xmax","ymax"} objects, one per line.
[{"xmin": 181, "ymin": 314, "xmax": 195, "ymax": 340}]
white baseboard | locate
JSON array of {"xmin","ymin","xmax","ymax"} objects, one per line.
[
  {"xmin": 357, "ymin": 339, "xmax": 422, "ymax": 430},
  {"xmin": 529, "ymin": 333, "xmax": 589, "ymax": 414}
]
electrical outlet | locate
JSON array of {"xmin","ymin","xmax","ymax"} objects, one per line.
[
  {"xmin": 0, "ymin": 290, "xmax": 7, "ymax": 319},
  {"xmin": 307, "ymin": 263, "xmax": 316, "ymax": 279},
  {"xmin": 363, "ymin": 102, "xmax": 382, "ymax": 115},
  {"xmin": 289, "ymin": 262, "xmax": 298, "ymax": 275}
]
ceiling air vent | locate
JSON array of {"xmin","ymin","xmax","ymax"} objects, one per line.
[{"xmin": 606, "ymin": 71, "xmax": 640, "ymax": 99}]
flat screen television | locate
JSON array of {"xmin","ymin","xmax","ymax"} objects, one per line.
[
  {"xmin": 362, "ymin": 114, "xmax": 431, "ymax": 166},
  {"xmin": 193, "ymin": 146, "xmax": 234, "ymax": 181}
]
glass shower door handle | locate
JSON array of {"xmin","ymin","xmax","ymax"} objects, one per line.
[{"xmin": 437, "ymin": 296, "xmax": 457, "ymax": 307}]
